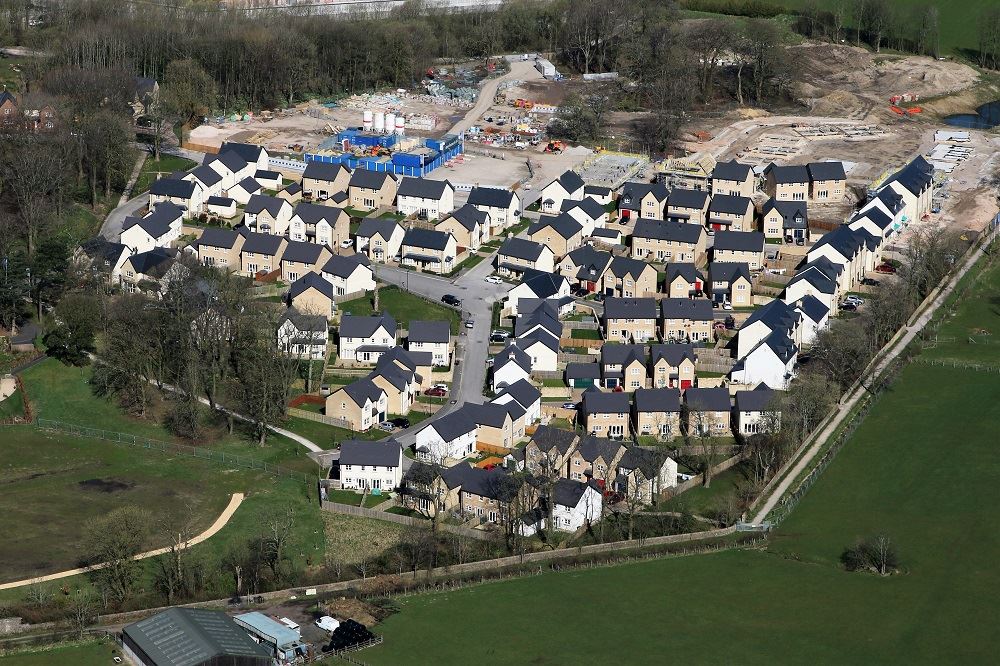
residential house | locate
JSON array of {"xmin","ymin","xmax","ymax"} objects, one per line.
[
  {"xmin": 536, "ymin": 479, "xmax": 603, "ymax": 533},
  {"xmin": 762, "ymin": 199, "xmax": 808, "ymax": 242},
  {"xmin": 338, "ymin": 314, "xmax": 397, "ymax": 363},
  {"xmin": 618, "ymin": 182, "xmax": 669, "ymax": 221},
  {"xmin": 793, "ymin": 294, "xmax": 830, "ymax": 345},
  {"xmin": 400, "ymin": 228, "xmax": 458, "ymax": 274},
  {"xmin": 436, "ymin": 204, "xmax": 487, "ymax": 251},
  {"xmin": 711, "ymin": 160, "xmax": 755, "ymax": 198},
  {"xmin": 528, "ymin": 214, "xmax": 583, "ymax": 260},
  {"xmin": 325, "ymin": 379, "xmax": 388, "ymax": 432},
  {"xmin": 468, "ymin": 186, "xmax": 520, "ymax": 234},
  {"xmin": 414, "ymin": 409, "xmax": 478, "ymax": 462},
  {"xmin": 684, "ymin": 387, "xmax": 732, "ymax": 437},
  {"xmin": 504, "ymin": 271, "xmax": 571, "ymax": 316},
  {"xmin": 496, "ymin": 238, "xmax": 555, "ymax": 278},
  {"xmin": 849, "ymin": 191, "xmax": 900, "ymax": 241},
  {"xmin": 599, "ymin": 256, "xmax": 658, "ymax": 298},
  {"xmin": 195, "ymin": 227, "xmax": 245, "ymax": 270},
  {"xmin": 736, "ymin": 298, "xmax": 802, "ymax": 360},
  {"xmin": 219, "ymin": 141, "xmax": 270, "ymax": 172},
  {"xmin": 184, "ymin": 165, "xmax": 225, "ymax": 201},
  {"xmin": 289, "ymin": 202, "xmax": 349, "ymax": 247},
  {"xmin": 0, "ymin": 89, "xmax": 17, "ymax": 119},
  {"xmin": 582, "ymin": 388, "xmax": 631, "ymax": 439},
  {"xmin": 228, "ymin": 177, "xmax": 262, "ymax": 205},
  {"xmin": 253, "ymin": 169, "xmax": 281, "ymax": 191},
  {"xmin": 492, "ymin": 343, "xmax": 532, "ymax": 392},
  {"xmin": 302, "ymin": 162, "xmax": 351, "ymax": 201},
  {"xmin": 602, "ymin": 298, "xmax": 657, "ymax": 343},
  {"xmin": 120, "ymin": 202, "xmax": 184, "ymax": 253},
  {"xmin": 370, "ymin": 362, "xmax": 418, "ymax": 415},
  {"xmin": 649, "ymin": 343, "xmax": 697, "ymax": 390},
  {"xmin": 243, "ymin": 195, "xmax": 293, "ymax": 236},
  {"xmin": 712, "ymin": 230, "xmax": 765, "ymax": 270},
  {"xmin": 515, "ymin": 327, "xmax": 560, "ymax": 373},
  {"xmin": 277, "ymin": 309, "xmax": 329, "ymax": 360},
  {"xmin": 807, "ymin": 161, "xmax": 847, "ymax": 203},
  {"xmin": 883, "ymin": 155, "xmax": 934, "ymax": 225},
  {"xmin": 396, "ymin": 177, "xmax": 455, "ymax": 221},
  {"xmin": 707, "ymin": 194, "xmax": 755, "ymax": 233},
  {"xmin": 522, "ymin": 425, "xmax": 579, "ymax": 476},
  {"xmin": 466, "ymin": 402, "xmax": 516, "ymax": 450},
  {"xmin": 540, "ymin": 170, "xmax": 585, "ymax": 213},
  {"xmin": 660, "ymin": 298, "xmax": 714, "ymax": 343},
  {"xmin": 204, "ymin": 151, "xmax": 253, "ymax": 191},
  {"xmin": 149, "ymin": 178, "xmax": 203, "ymax": 216},
  {"xmin": 559, "ymin": 245, "xmax": 613, "ymax": 293},
  {"xmin": 407, "ymin": 320, "xmax": 452, "ymax": 366},
  {"xmin": 453, "ymin": 465, "xmax": 521, "ymax": 522},
  {"xmin": 599, "ymin": 344, "xmax": 648, "ymax": 391},
  {"xmin": 400, "ymin": 462, "xmax": 461, "ymax": 515},
  {"xmin": 349, "ymin": 169, "xmax": 398, "ymax": 211},
  {"xmin": 783, "ymin": 259, "xmax": 840, "ymax": 316},
  {"xmin": 280, "ymin": 240, "xmax": 331, "ymax": 283},
  {"xmin": 631, "ymin": 219, "xmax": 705, "ymax": 264},
  {"xmin": 806, "ymin": 225, "xmax": 873, "ymax": 289},
  {"xmin": 75, "ymin": 237, "xmax": 132, "ymax": 284},
  {"xmin": 278, "ymin": 182, "xmax": 303, "ymax": 204},
  {"xmin": 205, "ymin": 196, "xmax": 236, "ymax": 218},
  {"xmin": 764, "ymin": 163, "xmax": 810, "ymax": 202},
  {"xmin": 120, "ymin": 247, "xmax": 183, "ymax": 295},
  {"xmin": 734, "ymin": 384, "xmax": 780, "ymax": 436},
  {"xmin": 491, "ymin": 378, "xmax": 542, "ymax": 428},
  {"xmin": 666, "ymin": 189, "xmax": 711, "ymax": 226},
  {"xmin": 560, "ymin": 198, "xmax": 608, "ymax": 236},
  {"xmin": 664, "ymin": 263, "xmax": 705, "ymax": 299},
  {"xmin": 377, "ymin": 347, "xmax": 434, "ymax": 391},
  {"xmin": 584, "ymin": 184, "xmax": 613, "ymax": 206},
  {"xmin": 731, "ymin": 331, "xmax": 797, "ymax": 389},
  {"xmin": 616, "ymin": 447, "xmax": 678, "ymax": 503},
  {"xmin": 338, "ymin": 440, "xmax": 403, "ymax": 492},
  {"xmin": 356, "ymin": 218, "xmax": 405, "ymax": 262},
  {"xmin": 566, "ymin": 434, "xmax": 626, "ymax": 484},
  {"xmin": 288, "ymin": 272, "xmax": 335, "ymax": 316},
  {"xmin": 707, "ymin": 262, "xmax": 752, "ymax": 307}
]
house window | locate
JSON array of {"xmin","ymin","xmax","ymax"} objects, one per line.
[{"xmin": 793, "ymin": 192, "xmax": 805, "ymax": 201}]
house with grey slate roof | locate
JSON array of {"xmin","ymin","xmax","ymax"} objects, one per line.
[
  {"xmin": 400, "ymin": 227, "xmax": 457, "ymax": 275},
  {"xmin": 338, "ymin": 313, "xmax": 397, "ymax": 363},
  {"xmin": 396, "ymin": 177, "xmax": 455, "ymax": 221},
  {"xmin": 407, "ymin": 320, "xmax": 452, "ymax": 366},
  {"xmin": 348, "ymin": 168, "xmax": 398, "ymax": 211},
  {"xmin": 339, "ymin": 439, "xmax": 404, "ymax": 491},
  {"xmin": 356, "ymin": 217, "xmax": 405, "ymax": 262}
]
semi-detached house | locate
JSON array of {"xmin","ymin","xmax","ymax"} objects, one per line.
[
  {"xmin": 325, "ymin": 378, "xmax": 388, "ymax": 432},
  {"xmin": 320, "ymin": 253, "xmax": 375, "ymax": 297},
  {"xmin": 708, "ymin": 262, "xmax": 752, "ymax": 307},
  {"xmin": 764, "ymin": 163, "xmax": 810, "ymax": 202},
  {"xmin": 528, "ymin": 213, "xmax": 583, "ymax": 260},
  {"xmin": 707, "ymin": 194, "xmax": 755, "ymax": 233},
  {"xmin": 582, "ymin": 388, "xmax": 630, "ymax": 439},
  {"xmin": 289, "ymin": 202, "xmax": 349, "ymax": 247},
  {"xmin": 631, "ymin": 219, "xmax": 705, "ymax": 264},
  {"xmin": 407, "ymin": 320, "xmax": 452, "ymax": 366},
  {"xmin": 400, "ymin": 227, "xmax": 458, "ymax": 275},
  {"xmin": 149, "ymin": 178, "xmax": 202, "ymax": 217},
  {"xmin": 600, "ymin": 256, "xmax": 658, "ymax": 298},
  {"xmin": 497, "ymin": 237, "xmax": 555, "ymax": 277},
  {"xmin": 288, "ymin": 272, "xmax": 335, "ymax": 316},
  {"xmin": 239, "ymin": 231, "xmax": 286, "ymax": 278},
  {"xmin": 395, "ymin": 177, "xmax": 455, "ymax": 221},
  {"xmin": 120, "ymin": 202, "xmax": 184, "ymax": 253},
  {"xmin": 348, "ymin": 168, "xmax": 398, "ymax": 211},
  {"xmin": 663, "ymin": 263, "xmax": 705, "ymax": 299},
  {"xmin": 618, "ymin": 182, "xmax": 668, "ymax": 221},
  {"xmin": 660, "ymin": 298, "xmax": 714, "ymax": 343},
  {"xmin": 243, "ymin": 195, "xmax": 293, "ymax": 236},
  {"xmin": 762, "ymin": 199, "xmax": 808, "ymax": 242},
  {"xmin": 684, "ymin": 387, "xmax": 732, "ymax": 437},
  {"xmin": 712, "ymin": 230, "xmax": 765, "ymax": 270},
  {"xmin": 195, "ymin": 227, "xmax": 244, "ymax": 270},
  {"xmin": 560, "ymin": 197, "xmax": 608, "ymax": 236},
  {"xmin": 339, "ymin": 440, "xmax": 403, "ymax": 491},
  {"xmin": 436, "ymin": 204, "xmax": 488, "ymax": 250},
  {"xmin": 807, "ymin": 161, "xmax": 847, "ymax": 202},
  {"xmin": 468, "ymin": 186, "xmax": 520, "ymax": 234},
  {"xmin": 666, "ymin": 188, "xmax": 711, "ymax": 226},
  {"xmin": 540, "ymin": 170, "xmax": 585, "ymax": 213},
  {"xmin": 356, "ymin": 217, "xmax": 405, "ymax": 262},
  {"xmin": 711, "ymin": 160, "xmax": 755, "ymax": 198},
  {"xmin": 603, "ymin": 297, "xmax": 658, "ymax": 343},
  {"xmin": 301, "ymin": 161, "xmax": 352, "ymax": 201}
]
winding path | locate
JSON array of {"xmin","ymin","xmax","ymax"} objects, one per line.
[{"xmin": 0, "ymin": 493, "xmax": 245, "ymax": 591}]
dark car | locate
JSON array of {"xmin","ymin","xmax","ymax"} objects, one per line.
[
  {"xmin": 425, "ymin": 387, "xmax": 447, "ymax": 397},
  {"xmin": 490, "ymin": 333, "xmax": 508, "ymax": 343},
  {"xmin": 840, "ymin": 302, "xmax": 857, "ymax": 312},
  {"xmin": 441, "ymin": 294, "xmax": 461, "ymax": 306},
  {"xmin": 861, "ymin": 278, "xmax": 880, "ymax": 287},
  {"xmin": 391, "ymin": 417, "xmax": 410, "ymax": 429},
  {"xmin": 875, "ymin": 263, "xmax": 897, "ymax": 274}
]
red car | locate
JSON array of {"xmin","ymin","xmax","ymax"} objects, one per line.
[
  {"xmin": 875, "ymin": 263, "xmax": 897, "ymax": 274},
  {"xmin": 425, "ymin": 387, "xmax": 447, "ymax": 397}
]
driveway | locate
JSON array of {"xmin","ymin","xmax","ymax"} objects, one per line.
[{"xmin": 449, "ymin": 59, "xmax": 543, "ymax": 136}]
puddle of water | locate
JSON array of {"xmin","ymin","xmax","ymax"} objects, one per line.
[{"xmin": 943, "ymin": 100, "xmax": 1000, "ymax": 129}]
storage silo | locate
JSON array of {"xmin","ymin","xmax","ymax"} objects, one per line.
[
  {"xmin": 394, "ymin": 116, "xmax": 405, "ymax": 136},
  {"xmin": 373, "ymin": 111, "xmax": 385, "ymax": 133},
  {"xmin": 385, "ymin": 113, "xmax": 396, "ymax": 135},
  {"xmin": 362, "ymin": 110, "xmax": 373, "ymax": 132}
]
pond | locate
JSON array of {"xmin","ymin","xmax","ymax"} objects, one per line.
[{"xmin": 943, "ymin": 100, "xmax": 1000, "ymax": 129}]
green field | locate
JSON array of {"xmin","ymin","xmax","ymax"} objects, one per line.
[
  {"xmin": 133, "ymin": 154, "xmax": 198, "ymax": 195},
  {"xmin": 922, "ymin": 254, "xmax": 1000, "ymax": 364},
  {"xmin": 339, "ymin": 286, "xmax": 461, "ymax": 333},
  {"xmin": 0, "ymin": 640, "xmax": 120, "ymax": 666}
]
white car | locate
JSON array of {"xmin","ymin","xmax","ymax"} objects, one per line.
[
  {"xmin": 721, "ymin": 301, "xmax": 733, "ymax": 311},
  {"xmin": 315, "ymin": 616, "xmax": 340, "ymax": 633},
  {"xmin": 465, "ymin": 319, "xmax": 474, "ymax": 329},
  {"xmin": 485, "ymin": 275, "xmax": 503, "ymax": 284},
  {"xmin": 433, "ymin": 383, "xmax": 449, "ymax": 392},
  {"xmin": 340, "ymin": 238, "xmax": 353, "ymax": 248},
  {"xmin": 845, "ymin": 295, "xmax": 865, "ymax": 305}
]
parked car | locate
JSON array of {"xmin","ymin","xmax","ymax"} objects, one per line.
[
  {"xmin": 485, "ymin": 275, "xmax": 503, "ymax": 284},
  {"xmin": 378, "ymin": 421, "xmax": 395, "ymax": 431},
  {"xmin": 861, "ymin": 278, "xmax": 880, "ymax": 287},
  {"xmin": 433, "ymin": 383, "xmax": 449, "ymax": 392},
  {"xmin": 391, "ymin": 417, "xmax": 410, "ymax": 428},
  {"xmin": 845, "ymin": 295, "xmax": 865, "ymax": 306},
  {"xmin": 425, "ymin": 387, "xmax": 447, "ymax": 397},
  {"xmin": 721, "ymin": 301, "xmax": 733, "ymax": 311},
  {"xmin": 875, "ymin": 263, "xmax": 897, "ymax": 274},
  {"xmin": 594, "ymin": 292, "xmax": 605, "ymax": 302},
  {"xmin": 490, "ymin": 333, "xmax": 508, "ymax": 343},
  {"xmin": 573, "ymin": 287, "xmax": 589, "ymax": 297},
  {"xmin": 795, "ymin": 237, "xmax": 805, "ymax": 246},
  {"xmin": 840, "ymin": 302, "xmax": 858, "ymax": 312},
  {"xmin": 561, "ymin": 402, "xmax": 577, "ymax": 409},
  {"xmin": 340, "ymin": 238, "xmax": 353, "ymax": 248},
  {"xmin": 441, "ymin": 294, "xmax": 461, "ymax": 306},
  {"xmin": 465, "ymin": 319, "xmax": 474, "ymax": 329}
]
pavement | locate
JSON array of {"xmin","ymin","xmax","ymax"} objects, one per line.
[{"xmin": 0, "ymin": 493, "xmax": 244, "ymax": 590}]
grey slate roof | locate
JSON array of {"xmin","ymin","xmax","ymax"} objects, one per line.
[
  {"xmin": 245, "ymin": 194, "xmax": 287, "ymax": 217},
  {"xmin": 552, "ymin": 478, "xmax": 591, "ymax": 508},
  {"xmin": 734, "ymin": 384, "xmax": 777, "ymax": 412},
  {"xmin": 566, "ymin": 246, "xmax": 613, "ymax": 279},
  {"xmin": 342, "ymin": 377, "xmax": 386, "ymax": 407},
  {"xmin": 239, "ymin": 230, "xmax": 284, "ymax": 256},
  {"xmin": 403, "ymin": 227, "xmax": 453, "ymax": 251},
  {"xmin": 551, "ymin": 170, "xmax": 585, "ymax": 194},
  {"xmin": 618, "ymin": 446, "xmax": 668, "ymax": 478},
  {"xmin": 708, "ymin": 194, "xmax": 753, "ymax": 216},
  {"xmin": 713, "ymin": 230, "xmax": 764, "ymax": 253},
  {"xmin": 529, "ymin": 425, "xmax": 578, "ymax": 455},
  {"xmin": 618, "ymin": 182, "xmax": 668, "ymax": 210},
  {"xmin": 765, "ymin": 163, "xmax": 810, "ymax": 184},
  {"xmin": 206, "ymin": 196, "xmax": 234, "ymax": 207},
  {"xmin": 742, "ymin": 298, "xmax": 800, "ymax": 332},
  {"xmin": 496, "ymin": 378, "xmax": 541, "ymax": 410},
  {"xmin": 340, "ymin": 313, "xmax": 396, "ymax": 339},
  {"xmin": 566, "ymin": 362, "xmax": 601, "ymax": 381},
  {"xmin": 350, "ymin": 168, "xmax": 396, "ymax": 190},
  {"xmin": 468, "ymin": 186, "xmax": 516, "ymax": 208},
  {"xmin": 664, "ymin": 262, "xmax": 704, "ymax": 285},
  {"xmin": 445, "ymin": 204, "xmax": 489, "ymax": 231},
  {"xmin": 601, "ymin": 343, "xmax": 648, "ymax": 369},
  {"xmin": 528, "ymin": 213, "xmax": 583, "ymax": 240},
  {"xmin": 607, "ymin": 256, "xmax": 653, "ymax": 281},
  {"xmin": 795, "ymin": 294, "xmax": 829, "ymax": 323},
  {"xmin": 560, "ymin": 197, "xmax": 606, "ymax": 220},
  {"xmin": 583, "ymin": 388, "xmax": 630, "ymax": 414},
  {"xmin": 575, "ymin": 434, "xmax": 624, "ymax": 464},
  {"xmin": 127, "ymin": 247, "xmax": 177, "ymax": 278},
  {"xmin": 884, "ymin": 155, "xmax": 933, "ymax": 196},
  {"xmin": 464, "ymin": 401, "xmax": 512, "ymax": 428},
  {"xmin": 709, "ymin": 261, "xmax": 751, "ymax": 285},
  {"xmin": 408, "ymin": 320, "xmax": 450, "ymax": 344},
  {"xmin": 427, "ymin": 408, "xmax": 477, "ymax": 441},
  {"xmin": 661, "ymin": 298, "xmax": 714, "ymax": 321},
  {"xmin": 220, "ymin": 141, "xmax": 265, "ymax": 164},
  {"xmin": 761, "ymin": 331, "xmax": 797, "ymax": 363},
  {"xmin": 668, "ymin": 188, "xmax": 711, "ymax": 210},
  {"xmin": 340, "ymin": 439, "xmax": 402, "ymax": 467},
  {"xmin": 123, "ymin": 608, "xmax": 270, "ymax": 666},
  {"xmin": 255, "ymin": 169, "xmax": 280, "ymax": 181},
  {"xmin": 787, "ymin": 265, "xmax": 836, "ymax": 295},
  {"xmin": 303, "ymin": 161, "xmax": 350, "ymax": 182},
  {"xmin": 282, "ymin": 239, "xmax": 326, "ymax": 264},
  {"xmin": 197, "ymin": 227, "xmax": 242, "ymax": 249},
  {"xmin": 650, "ymin": 343, "xmax": 696, "ymax": 367},
  {"xmin": 150, "ymin": 178, "xmax": 196, "ymax": 199},
  {"xmin": 685, "ymin": 387, "xmax": 731, "ymax": 412},
  {"xmin": 356, "ymin": 217, "xmax": 401, "ymax": 241},
  {"xmin": 632, "ymin": 219, "xmax": 703, "ymax": 244},
  {"xmin": 807, "ymin": 161, "xmax": 846, "ymax": 181},
  {"xmin": 493, "ymin": 343, "xmax": 531, "ymax": 373},
  {"xmin": 294, "ymin": 201, "xmax": 347, "ymax": 226},
  {"xmin": 499, "ymin": 237, "xmax": 547, "ymax": 262},
  {"xmin": 289, "ymin": 272, "xmax": 334, "ymax": 300},
  {"xmin": 190, "ymin": 164, "xmax": 223, "ymax": 188},
  {"xmin": 397, "ymin": 176, "xmax": 452, "ymax": 199},
  {"xmin": 235, "ymin": 176, "xmax": 262, "ymax": 194},
  {"xmin": 604, "ymin": 297, "xmax": 658, "ymax": 320},
  {"xmin": 763, "ymin": 199, "xmax": 808, "ymax": 229},
  {"xmin": 79, "ymin": 237, "xmax": 128, "ymax": 265},
  {"xmin": 634, "ymin": 387, "xmax": 681, "ymax": 413},
  {"xmin": 712, "ymin": 160, "xmax": 752, "ymax": 182}
]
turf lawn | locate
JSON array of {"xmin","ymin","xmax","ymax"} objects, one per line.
[
  {"xmin": 339, "ymin": 286, "xmax": 461, "ymax": 333},
  {"xmin": 0, "ymin": 640, "xmax": 120, "ymax": 666},
  {"xmin": 132, "ymin": 154, "xmax": 199, "ymax": 195},
  {"xmin": 921, "ymin": 253, "xmax": 1000, "ymax": 364}
]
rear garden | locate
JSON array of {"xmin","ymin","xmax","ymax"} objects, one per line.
[{"xmin": 338, "ymin": 286, "xmax": 460, "ymax": 333}]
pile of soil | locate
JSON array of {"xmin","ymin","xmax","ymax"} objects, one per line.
[
  {"xmin": 323, "ymin": 597, "xmax": 386, "ymax": 627},
  {"xmin": 78, "ymin": 477, "xmax": 135, "ymax": 493}
]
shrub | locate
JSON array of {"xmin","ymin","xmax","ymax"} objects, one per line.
[{"xmin": 841, "ymin": 534, "xmax": 900, "ymax": 576}]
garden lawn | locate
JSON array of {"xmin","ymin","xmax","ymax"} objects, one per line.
[
  {"xmin": 133, "ymin": 154, "xmax": 199, "ymax": 194},
  {"xmin": 0, "ymin": 640, "xmax": 120, "ymax": 666},
  {"xmin": 338, "ymin": 286, "xmax": 461, "ymax": 333},
  {"xmin": 921, "ymin": 253, "xmax": 1000, "ymax": 365},
  {"xmin": 0, "ymin": 389, "xmax": 23, "ymax": 420},
  {"xmin": 364, "ymin": 363, "xmax": 1000, "ymax": 664}
]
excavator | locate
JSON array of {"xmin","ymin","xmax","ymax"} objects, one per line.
[{"xmin": 544, "ymin": 140, "xmax": 565, "ymax": 154}]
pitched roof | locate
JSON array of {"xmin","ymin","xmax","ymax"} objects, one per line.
[
  {"xmin": 604, "ymin": 297, "xmax": 658, "ymax": 320},
  {"xmin": 795, "ymin": 294, "xmax": 829, "ymax": 323},
  {"xmin": 79, "ymin": 237, "xmax": 128, "ymax": 264},
  {"xmin": 426, "ymin": 408, "xmax": 477, "ymax": 441},
  {"xmin": 709, "ymin": 261, "xmax": 751, "ymax": 285},
  {"xmin": 279, "ymin": 307, "xmax": 328, "ymax": 333},
  {"xmin": 764, "ymin": 163, "xmax": 810, "ymax": 184},
  {"xmin": 632, "ymin": 219, "xmax": 703, "ymax": 244},
  {"xmin": 235, "ymin": 176, "xmax": 262, "ymax": 194},
  {"xmin": 661, "ymin": 298, "xmax": 714, "ymax": 321},
  {"xmin": 786, "ymin": 265, "xmax": 836, "ymax": 295},
  {"xmin": 206, "ymin": 196, "xmax": 234, "ymax": 207},
  {"xmin": 149, "ymin": 177, "xmax": 197, "ymax": 199},
  {"xmin": 240, "ymin": 230, "xmax": 284, "ymax": 256},
  {"xmin": 245, "ymin": 194, "xmax": 287, "ymax": 217},
  {"xmin": 528, "ymin": 425, "xmax": 578, "ymax": 455},
  {"xmin": 408, "ymin": 320, "xmax": 450, "ymax": 344},
  {"xmin": 402, "ymin": 227, "xmax": 453, "ymax": 251},
  {"xmin": 560, "ymin": 197, "xmax": 606, "ymax": 220},
  {"xmin": 549, "ymin": 170, "xmax": 585, "ymax": 194},
  {"xmin": 340, "ymin": 439, "xmax": 402, "ymax": 467},
  {"xmin": 566, "ymin": 246, "xmax": 613, "ymax": 280},
  {"xmin": 289, "ymin": 271, "xmax": 334, "ymax": 300},
  {"xmin": 303, "ymin": 160, "xmax": 350, "ymax": 182},
  {"xmin": 607, "ymin": 256, "xmax": 654, "ymax": 281},
  {"xmin": 583, "ymin": 388, "xmax": 630, "ymax": 414},
  {"xmin": 127, "ymin": 247, "xmax": 177, "ymax": 278},
  {"xmin": 685, "ymin": 387, "xmax": 731, "ymax": 412},
  {"xmin": 734, "ymin": 384, "xmax": 777, "ymax": 412},
  {"xmin": 529, "ymin": 213, "xmax": 583, "ymax": 240},
  {"xmin": 443, "ymin": 463, "xmax": 513, "ymax": 499},
  {"xmin": 885, "ymin": 155, "xmax": 933, "ymax": 196},
  {"xmin": 762, "ymin": 199, "xmax": 808, "ymax": 229},
  {"xmin": 340, "ymin": 313, "xmax": 397, "ymax": 339},
  {"xmin": 220, "ymin": 141, "xmax": 266, "ymax": 164},
  {"xmin": 356, "ymin": 217, "xmax": 401, "ymax": 241},
  {"xmin": 499, "ymin": 237, "xmax": 547, "ymax": 262},
  {"xmin": 283, "ymin": 239, "xmax": 327, "ymax": 265},
  {"xmin": 464, "ymin": 401, "xmax": 513, "ymax": 428},
  {"xmin": 618, "ymin": 182, "xmax": 668, "ymax": 209},
  {"xmin": 190, "ymin": 164, "xmax": 223, "ymax": 188},
  {"xmin": 350, "ymin": 168, "xmax": 396, "ymax": 190},
  {"xmin": 495, "ymin": 378, "xmax": 541, "ymax": 410},
  {"xmin": 713, "ymin": 230, "xmax": 764, "ymax": 253},
  {"xmin": 708, "ymin": 194, "xmax": 753, "ymax": 216},
  {"xmin": 551, "ymin": 478, "xmax": 592, "ymax": 508},
  {"xmin": 664, "ymin": 262, "xmax": 704, "ymax": 285},
  {"xmin": 493, "ymin": 343, "xmax": 531, "ymax": 374},
  {"xmin": 811, "ymin": 225, "xmax": 865, "ymax": 259},
  {"xmin": 712, "ymin": 160, "xmax": 752, "ymax": 181},
  {"xmin": 468, "ymin": 186, "xmax": 516, "ymax": 209},
  {"xmin": 443, "ymin": 204, "xmax": 488, "ymax": 231},
  {"xmin": 575, "ymin": 434, "xmax": 624, "ymax": 464},
  {"xmin": 397, "ymin": 176, "xmax": 452, "ymax": 199},
  {"xmin": 197, "ymin": 227, "xmax": 243, "ymax": 250},
  {"xmin": 649, "ymin": 343, "xmax": 696, "ymax": 366},
  {"xmin": 668, "ymin": 188, "xmax": 710, "ymax": 209},
  {"xmin": 618, "ymin": 446, "xmax": 669, "ymax": 478},
  {"xmin": 566, "ymin": 362, "xmax": 601, "ymax": 381},
  {"xmin": 807, "ymin": 161, "xmax": 846, "ymax": 181},
  {"xmin": 293, "ymin": 201, "xmax": 347, "ymax": 226},
  {"xmin": 634, "ymin": 387, "xmax": 681, "ymax": 413},
  {"xmin": 742, "ymin": 298, "xmax": 800, "ymax": 332},
  {"xmin": 341, "ymin": 377, "xmax": 386, "ymax": 407},
  {"xmin": 123, "ymin": 608, "xmax": 270, "ymax": 666}
]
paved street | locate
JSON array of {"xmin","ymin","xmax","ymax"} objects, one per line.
[{"xmin": 374, "ymin": 254, "xmax": 506, "ymax": 446}]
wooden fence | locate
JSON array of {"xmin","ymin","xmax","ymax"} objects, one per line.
[
  {"xmin": 286, "ymin": 408, "xmax": 351, "ymax": 429},
  {"xmin": 320, "ymin": 500, "xmax": 488, "ymax": 541}
]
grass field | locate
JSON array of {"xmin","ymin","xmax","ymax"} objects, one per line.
[
  {"xmin": 362, "ymin": 251, "xmax": 1000, "ymax": 663},
  {"xmin": 922, "ymin": 253, "xmax": 1000, "ymax": 364},
  {"xmin": 338, "ymin": 286, "xmax": 461, "ymax": 333},
  {"xmin": 0, "ymin": 388, "xmax": 23, "ymax": 420},
  {"xmin": 133, "ymin": 154, "xmax": 199, "ymax": 194},
  {"xmin": 0, "ymin": 640, "xmax": 120, "ymax": 666}
]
